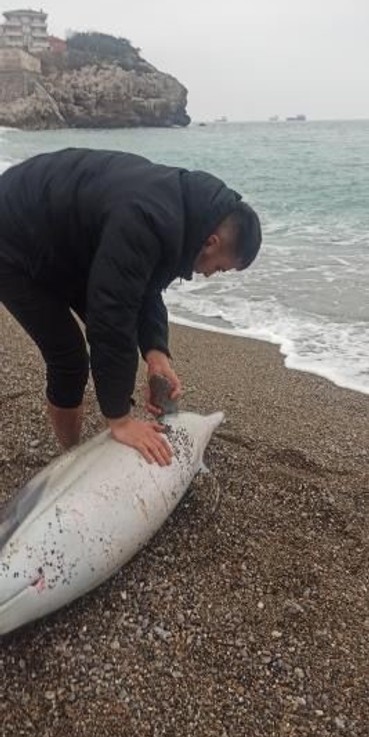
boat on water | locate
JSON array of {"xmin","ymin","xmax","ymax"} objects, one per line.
[{"xmin": 286, "ymin": 114, "xmax": 306, "ymax": 121}]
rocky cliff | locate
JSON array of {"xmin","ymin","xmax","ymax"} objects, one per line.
[{"xmin": 0, "ymin": 32, "xmax": 190, "ymax": 129}]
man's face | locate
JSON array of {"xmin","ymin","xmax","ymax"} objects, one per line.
[{"xmin": 193, "ymin": 235, "xmax": 241, "ymax": 278}]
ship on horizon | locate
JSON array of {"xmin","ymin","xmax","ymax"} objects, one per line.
[{"xmin": 286, "ymin": 114, "xmax": 307, "ymax": 121}]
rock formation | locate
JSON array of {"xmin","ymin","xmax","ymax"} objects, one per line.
[{"xmin": 0, "ymin": 32, "xmax": 190, "ymax": 129}]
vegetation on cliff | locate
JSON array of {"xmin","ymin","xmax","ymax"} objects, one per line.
[{"xmin": 42, "ymin": 32, "xmax": 154, "ymax": 74}]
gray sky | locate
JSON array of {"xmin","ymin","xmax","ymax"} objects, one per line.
[{"xmin": 2, "ymin": 0, "xmax": 369, "ymax": 120}]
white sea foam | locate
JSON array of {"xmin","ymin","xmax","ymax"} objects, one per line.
[{"xmin": 166, "ymin": 285, "xmax": 369, "ymax": 396}]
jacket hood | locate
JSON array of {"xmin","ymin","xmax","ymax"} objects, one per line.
[{"xmin": 178, "ymin": 170, "xmax": 242, "ymax": 279}]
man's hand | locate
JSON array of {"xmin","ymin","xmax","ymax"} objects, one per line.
[
  {"xmin": 145, "ymin": 350, "xmax": 182, "ymax": 415},
  {"xmin": 108, "ymin": 415, "xmax": 173, "ymax": 466}
]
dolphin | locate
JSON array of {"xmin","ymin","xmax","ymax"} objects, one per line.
[{"xmin": 0, "ymin": 410, "xmax": 223, "ymax": 635}]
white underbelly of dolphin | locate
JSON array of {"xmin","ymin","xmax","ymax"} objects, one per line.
[{"xmin": 0, "ymin": 411, "xmax": 223, "ymax": 635}]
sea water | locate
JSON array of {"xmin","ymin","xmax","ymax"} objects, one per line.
[{"xmin": 0, "ymin": 121, "xmax": 368, "ymax": 394}]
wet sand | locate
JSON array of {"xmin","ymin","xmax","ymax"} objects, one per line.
[{"xmin": 1, "ymin": 307, "xmax": 369, "ymax": 736}]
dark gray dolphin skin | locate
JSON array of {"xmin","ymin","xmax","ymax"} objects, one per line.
[{"xmin": 0, "ymin": 479, "xmax": 48, "ymax": 551}]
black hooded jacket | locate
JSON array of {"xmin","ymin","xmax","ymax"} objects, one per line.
[{"xmin": 0, "ymin": 148, "xmax": 241, "ymax": 417}]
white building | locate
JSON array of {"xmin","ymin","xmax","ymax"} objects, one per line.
[{"xmin": 0, "ymin": 9, "xmax": 49, "ymax": 53}]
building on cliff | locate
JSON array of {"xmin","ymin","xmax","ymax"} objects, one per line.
[{"xmin": 0, "ymin": 8, "xmax": 50, "ymax": 53}]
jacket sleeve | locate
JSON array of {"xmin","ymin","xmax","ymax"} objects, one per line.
[
  {"xmin": 86, "ymin": 212, "xmax": 162, "ymax": 419},
  {"xmin": 137, "ymin": 288, "xmax": 171, "ymax": 359}
]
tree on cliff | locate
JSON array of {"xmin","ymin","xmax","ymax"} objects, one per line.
[
  {"xmin": 41, "ymin": 31, "xmax": 152, "ymax": 75},
  {"xmin": 66, "ymin": 32, "xmax": 150, "ymax": 71},
  {"xmin": 67, "ymin": 32, "xmax": 135, "ymax": 58}
]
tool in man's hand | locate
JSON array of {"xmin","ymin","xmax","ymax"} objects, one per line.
[{"xmin": 149, "ymin": 374, "xmax": 179, "ymax": 415}]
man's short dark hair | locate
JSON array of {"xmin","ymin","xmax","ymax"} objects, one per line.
[{"xmin": 227, "ymin": 201, "xmax": 262, "ymax": 269}]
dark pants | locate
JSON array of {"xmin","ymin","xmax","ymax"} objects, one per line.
[{"xmin": 0, "ymin": 256, "xmax": 89, "ymax": 409}]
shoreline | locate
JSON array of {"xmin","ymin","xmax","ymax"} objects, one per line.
[
  {"xmin": 1, "ymin": 308, "xmax": 369, "ymax": 736},
  {"xmin": 169, "ymin": 314, "xmax": 369, "ymax": 398},
  {"xmin": 166, "ymin": 323, "xmax": 369, "ymax": 459}
]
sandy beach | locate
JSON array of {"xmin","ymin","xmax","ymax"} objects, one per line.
[{"xmin": 1, "ymin": 306, "xmax": 369, "ymax": 737}]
